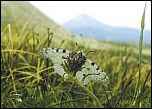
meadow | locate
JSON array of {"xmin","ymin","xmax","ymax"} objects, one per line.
[{"xmin": 1, "ymin": 1, "xmax": 151, "ymax": 108}]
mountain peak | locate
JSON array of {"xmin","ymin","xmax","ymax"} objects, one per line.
[
  {"xmin": 76, "ymin": 14, "xmax": 93, "ymax": 20},
  {"xmin": 63, "ymin": 14, "xmax": 104, "ymax": 28}
]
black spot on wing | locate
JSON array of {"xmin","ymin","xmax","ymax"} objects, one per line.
[
  {"xmin": 91, "ymin": 62, "xmax": 95, "ymax": 66},
  {"xmin": 63, "ymin": 73, "xmax": 66, "ymax": 77},
  {"xmin": 62, "ymin": 56, "xmax": 67, "ymax": 59},
  {"xmin": 101, "ymin": 69, "xmax": 104, "ymax": 72},
  {"xmin": 62, "ymin": 49, "xmax": 66, "ymax": 53},
  {"xmin": 56, "ymin": 48, "xmax": 59, "ymax": 52},
  {"xmin": 96, "ymin": 67, "xmax": 99, "ymax": 70},
  {"xmin": 87, "ymin": 68, "xmax": 90, "ymax": 71}
]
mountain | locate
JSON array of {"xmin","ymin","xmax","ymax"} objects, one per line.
[
  {"xmin": 63, "ymin": 14, "xmax": 151, "ymax": 44},
  {"xmin": 1, "ymin": 1, "xmax": 73, "ymax": 40}
]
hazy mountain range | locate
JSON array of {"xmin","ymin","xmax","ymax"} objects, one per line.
[{"xmin": 63, "ymin": 14, "xmax": 151, "ymax": 44}]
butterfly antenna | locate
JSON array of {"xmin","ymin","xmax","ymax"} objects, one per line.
[
  {"xmin": 89, "ymin": 50, "xmax": 94, "ymax": 53},
  {"xmin": 76, "ymin": 42, "xmax": 94, "ymax": 53},
  {"xmin": 75, "ymin": 42, "xmax": 81, "ymax": 51}
]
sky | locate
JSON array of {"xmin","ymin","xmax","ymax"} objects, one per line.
[{"xmin": 29, "ymin": 1, "xmax": 151, "ymax": 30}]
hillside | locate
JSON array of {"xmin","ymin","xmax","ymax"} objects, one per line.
[{"xmin": 1, "ymin": 1, "xmax": 73, "ymax": 41}]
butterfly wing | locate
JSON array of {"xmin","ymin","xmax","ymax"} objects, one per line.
[
  {"xmin": 40, "ymin": 48, "xmax": 70, "ymax": 78},
  {"xmin": 41, "ymin": 48, "xmax": 109, "ymax": 85},
  {"xmin": 76, "ymin": 59, "xmax": 109, "ymax": 86}
]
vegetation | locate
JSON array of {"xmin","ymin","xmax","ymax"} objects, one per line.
[{"xmin": 1, "ymin": 1, "xmax": 151, "ymax": 108}]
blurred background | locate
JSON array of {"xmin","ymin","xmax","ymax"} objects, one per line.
[{"xmin": 29, "ymin": 1, "xmax": 151, "ymax": 44}]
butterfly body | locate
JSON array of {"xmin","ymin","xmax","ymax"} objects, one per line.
[
  {"xmin": 65, "ymin": 52, "xmax": 86, "ymax": 75},
  {"xmin": 40, "ymin": 48, "xmax": 109, "ymax": 86}
]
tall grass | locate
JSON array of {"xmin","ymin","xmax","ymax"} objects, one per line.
[{"xmin": 133, "ymin": 2, "xmax": 150, "ymax": 108}]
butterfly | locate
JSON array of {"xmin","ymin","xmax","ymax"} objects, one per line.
[{"xmin": 40, "ymin": 48, "xmax": 109, "ymax": 86}]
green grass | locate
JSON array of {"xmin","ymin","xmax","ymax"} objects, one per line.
[{"xmin": 1, "ymin": 1, "xmax": 151, "ymax": 108}]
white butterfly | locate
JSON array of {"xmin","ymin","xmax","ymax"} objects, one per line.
[{"xmin": 40, "ymin": 48, "xmax": 109, "ymax": 86}]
